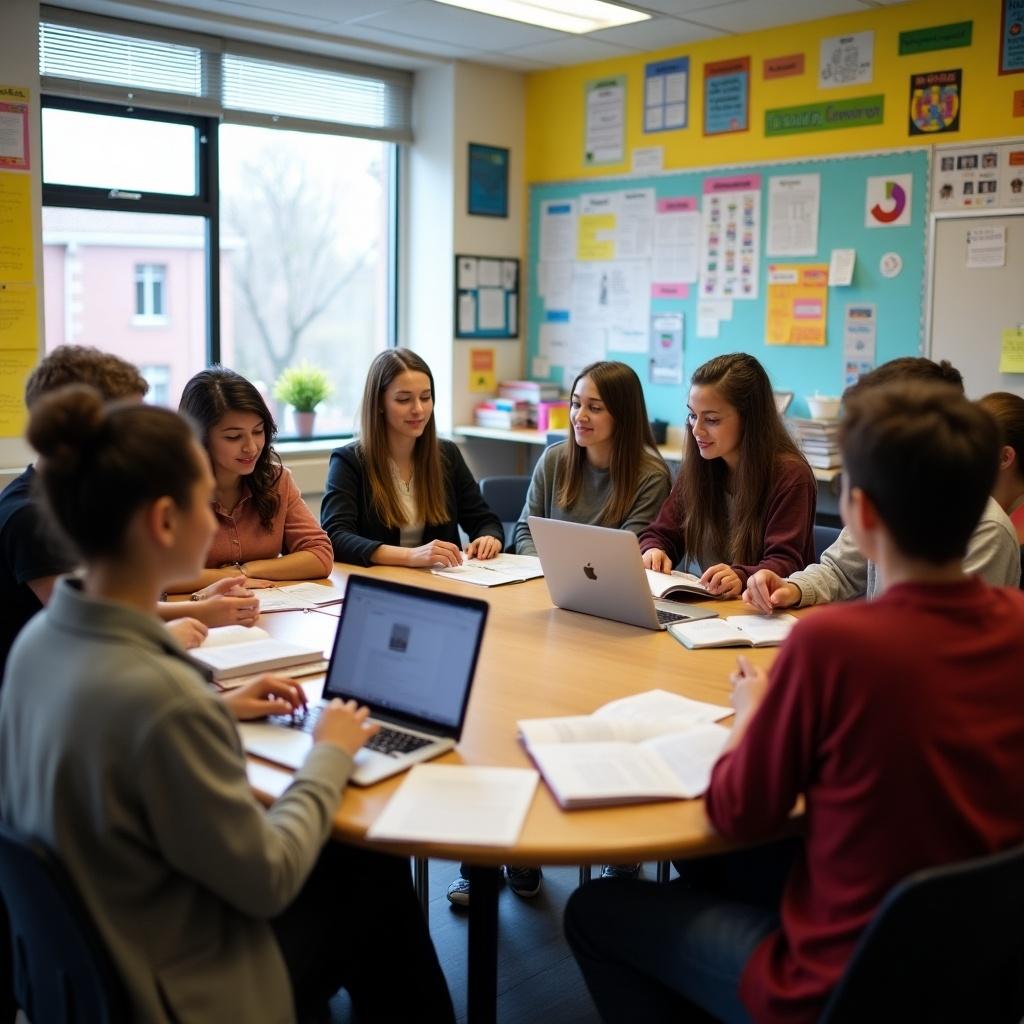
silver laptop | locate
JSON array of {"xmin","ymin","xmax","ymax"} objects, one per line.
[
  {"xmin": 240, "ymin": 575, "xmax": 488, "ymax": 785},
  {"xmin": 528, "ymin": 516, "xmax": 718, "ymax": 631}
]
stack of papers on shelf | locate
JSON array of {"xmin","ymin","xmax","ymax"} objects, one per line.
[
  {"xmin": 432, "ymin": 554, "xmax": 543, "ymax": 587},
  {"xmin": 669, "ymin": 614, "xmax": 797, "ymax": 650},
  {"xmin": 518, "ymin": 689, "xmax": 732, "ymax": 808},
  {"xmin": 189, "ymin": 625, "xmax": 326, "ymax": 682},
  {"xmin": 256, "ymin": 582, "xmax": 346, "ymax": 613},
  {"xmin": 474, "ymin": 399, "xmax": 530, "ymax": 429},
  {"xmin": 367, "ymin": 765, "xmax": 540, "ymax": 847},
  {"xmin": 788, "ymin": 417, "xmax": 841, "ymax": 470}
]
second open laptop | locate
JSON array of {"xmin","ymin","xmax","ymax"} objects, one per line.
[
  {"xmin": 528, "ymin": 516, "xmax": 718, "ymax": 631},
  {"xmin": 239, "ymin": 574, "xmax": 488, "ymax": 786}
]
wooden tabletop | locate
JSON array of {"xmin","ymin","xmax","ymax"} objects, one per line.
[{"xmin": 249, "ymin": 565, "xmax": 798, "ymax": 866}]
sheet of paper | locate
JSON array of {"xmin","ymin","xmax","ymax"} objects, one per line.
[
  {"xmin": 653, "ymin": 197, "xmax": 699, "ymax": 289},
  {"xmin": 632, "ymin": 146, "xmax": 663, "ymax": 174},
  {"xmin": 539, "ymin": 199, "xmax": 577, "ymax": 262},
  {"xmin": 538, "ymin": 260, "xmax": 573, "ymax": 312},
  {"xmin": 966, "ymin": 226, "xmax": 1006, "ymax": 268},
  {"xmin": 819, "ymin": 31, "xmax": 874, "ymax": 88},
  {"xmin": 843, "ymin": 303, "xmax": 876, "ymax": 365},
  {"xmin": 828, "ymin": 248, "xmax": 856, "ymax": 286},
  {"xmin": 457, "ymin": 256, "xmax": 478, "ymax": 289},
  {"xmin": 644, "ymin": 724, "xmax": 731, "ymax": 797},
  {"xmin": 765, "ymin": 264, "xmax": 828, "ymax": 346},
  {"xmin": 700, "ymin": 175, "xmax": 761, "ymax": 301},
  {"xmin": 616, "ymin": 188, "xmax": 655, "ymax": 259},
  {"xmin": 539, "ymin": 321, "xmax": 571, "ymax": 366},
  {"xmin": 367, "ymin": 765, "xmax": 539, "ymax": 847},
  {"xmin": 0, "ymin": 346, "xmax": 37, "ymax": 438},
  {"xmin": 578, "ymin": 192, "xmax": 618, "ymax": 261},
  {"xmin": 530, "ymin": 742, "xmax": 688, "ymax": 801},
  {"xmin": 477, "ymin": 259, "xmax": 502, "ymax": 288},
  {"xmin": 595, "ymin": 688, "xmax": 731, "ymax": 724},
  {"xmin": 1000, "ymin": 328, "xmax": 1024, "ymax": 373},
  {"xmin": 585, "ymin": 77, "xmax": 625, "ymax": 166},
  {"xmin": 649, "ymin": 312, "xmax": 683, "ymax": 385},
  {"xmin": 477, "ymin": 287, "xmax": 506, "ymax": 331},
  {"xmin": 257, "ymin": 581, "xmax": 346, "ymax": 613},
  {"xmin": 458, "ymin": 293, "xmax": 476, "ymax": 335},
  {"xmin": 0, "ymin": 174, "xmax": 34, "ymax": 281},
  {"xmin": 767, "ymin": 174, "xmax": 820, "ymax": 257}
]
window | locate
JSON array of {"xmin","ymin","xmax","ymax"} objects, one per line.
[
  {"xmin": 38, "ymin": 9, "xmax": 407, "ymax": 438},
  {"xmin": 134, "ymin": 263, "xmax": 166, "ymax": 320}
]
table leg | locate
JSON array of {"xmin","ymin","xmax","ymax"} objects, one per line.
[
  {"xmin": 578, "ymin": 864, "xmax": 592, "ymax": 886},
  {"xmin": 413, "ymin": 856, "xmax": 429, "ymax": 920},
  {"xmin": 657, "ymin": 860, "xmax": 671, "ymax": 883},
  {"xmin": 466, "ymin": 865, "xmax": 500, "ymax": 1024}
]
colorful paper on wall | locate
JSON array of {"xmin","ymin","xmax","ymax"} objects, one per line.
[
  {"xmin": 932, "ymin": 142, "xmax": 1024, "ymax": 209},
  {"xmin": 703, "ymin": 58, "xmax": 749, "ymax": 135},
  {"xmin": 469, "ymin": 348, "xmax": 496, "ymax": 393},
  {"xmin": 908, "ymin": 69, "xmax": 961, "ymax": 135},
  {"xmin": 649, "ymin": 313, "xmax": 684, "ymax": 385},
  {"xmin": 699, "ymin": 175, "xmax": 760, "ymax": 300},
  {"xmin": 0, "ymin": 172, "xmax": 34, "ymax": 282},
  {"xmin": 0, "ymin": 346, "xmax": 36, "ymax": 438},
  {"xmin": 765, "ymin": 265, "xmax": 828, "ymax": 346},
  {"xmin": 0, "ymin": 86, "xmax": 30, "ymax": 171},
  {"xmin": 999, "ymin": 0, "xmax": 1024, "ymax": 74},
  {"xmin": 644, "ymin": 57, "xmax": 688, "ymax": 133},
  {"xmin": 842, "ymin": 304, "xmax": 876, "ymax": 365},
  {"xmin": 999, "ymin": 329, "xmax": 1024, "ymax": 373},
  {"xmin": 865, "ymin": 175, "xmax": 913, "ymax": 228}
]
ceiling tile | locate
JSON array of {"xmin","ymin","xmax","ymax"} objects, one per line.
[
  {"xmin": 162, "ymin": 0, "xmax": 339, "ymax": 30},
  {"xmin": 354, "ymin": 1, "xmax": 563, "ymax": 49},
  {"xmin": 500, "ymin": 34, "xmax": 639, "ymax": 66},
  {"xmin": 338, "ymin": 21, "xmax": 482, "ymax": 58},
  {"xmin": 469, "ymin": 51, "xmax": 555, "ymax": 70},
  {"xmin": 591, "ymin": 15, "xmax": 727, "ymax": 49},
  {"xmin": 627, "ymin": 0, "xmax": 737, "ymax": 13},
  {"xmin": 685, "ymin": 0, "xmax": 867, "ymax": 34}
]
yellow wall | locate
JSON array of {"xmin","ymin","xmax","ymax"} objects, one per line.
[{"xmin": 525, "ymin": 0, "xmax": 1023, "ymax": 183}]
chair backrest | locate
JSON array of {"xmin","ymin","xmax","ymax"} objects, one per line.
[
  {"xmin": 813, "ymin": 523, "xmax": 841, "ymax": 562},
  {"xmin": 480, "ymin": 476, "xmax": 530, "ymax": 552},
  {"xmin": 0, "ymin": 822, "xmax": 128, "ymax": 1023},
  {"xmin": 820, "ymin": 842, "xmax": 1024, "ymax": 1023},
  {"xmin": 1018, "ymin": 544, "xmax": 1023, "ymax": 590}
]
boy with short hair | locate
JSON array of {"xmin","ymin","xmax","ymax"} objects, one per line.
[
  {"xmin": 743, "ymin": 357, "xmax": 1020, "ymax": 615},
  {"xmin": 565, "ymin": 380, "xmax": 1024, "ymax": 1023}
]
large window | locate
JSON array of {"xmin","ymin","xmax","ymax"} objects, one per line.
[{"xmin": 38, "ymin": 10, "xmax": 407, "ymax": 435}]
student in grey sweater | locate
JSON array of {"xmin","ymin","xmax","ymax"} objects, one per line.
[
  {"xmin": 744, "ymin": 357, "xmax": 1022, "ymax": 613},
  {"xmin": 0, "ymin": 386, "xmax": 453, "ymax": 1023},
  {"xmin": 513, "ymin": 361, "xmax": 671, "ymax": 557}
]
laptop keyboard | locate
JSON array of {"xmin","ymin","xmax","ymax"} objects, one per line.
[
  {"xmin": 283, "ymin": 706, "xmax": 433, "ymax": 758},
  {"xmin": 656, "ymin": 608, "xmax": 689, "ymax": 625}
]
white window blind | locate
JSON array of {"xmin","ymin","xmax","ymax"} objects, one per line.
[{"xmin": 39, "ymin": 6, "xmax": 413, "ymax": 142}]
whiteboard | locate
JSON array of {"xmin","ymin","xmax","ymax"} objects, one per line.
[{"xmin": 928, "ymin": 212, "xmax": 1024, "ymax": 399}]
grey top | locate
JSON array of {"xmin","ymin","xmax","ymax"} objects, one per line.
[
  {"xmin": 0, "ymin": 579, "xmax": 353, "ymax": 1023},
  {"xmin": 789, "ymin": 496, "xmax": 1021, "ymax": 606},
  {"xmin": 514, "ymin": 442, "xmax": 671, "ymax": 556}
]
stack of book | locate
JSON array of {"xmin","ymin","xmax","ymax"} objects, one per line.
[
  {"xmin": 498, "ymin": 380, "xmax": 565, "ymax": 429},
  {"xmin": 473, "ymin": 397, "xmax": 531, "ymax": 429},
  {"xmin": 789, "ymin": 417, "xmax": 842, "ymax": 469}
]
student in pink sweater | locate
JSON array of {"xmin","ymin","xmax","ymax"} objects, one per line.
[
  {"xmin": 174, "ymin": 367, "xmax": 334, "ymax": 591},
  {"xmin": 640, "ymin": 353, "xmax": 815, "ymax": 597},
  {"xmin": 566, "ymin": 379, "xmax": 1024, "ymax": 1024}
]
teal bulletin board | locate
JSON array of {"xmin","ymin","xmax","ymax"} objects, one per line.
[{"xmin": 527, "ymin": 150, "xmax": 928, "ymax": 421}]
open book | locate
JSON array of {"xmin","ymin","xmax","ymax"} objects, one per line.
[
  {"xmin": 668, "ymin": 614, "xmax": 797, "ymax": 650},
  {"xmin": 188, "ymin": 625, "xmax": 326, "ymax": 682},
  {"xmin": 518, "ymin": 689, "xmax": 732, "ymax": 808},
  {"xmin": 432, "ymin": 553, "xmax": 543, "ymax": 588},
  {"xmin": 645, "ymin": 568, "xmax": 712, "ymax": 600},
  {"xmin": 256, "ymin": 582, "xmax": 345, "ymax": 613}
]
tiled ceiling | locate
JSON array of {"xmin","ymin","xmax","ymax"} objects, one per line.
[{"xmin": 58, "ymin": 0, "xmax": 909, "ymax": 70}]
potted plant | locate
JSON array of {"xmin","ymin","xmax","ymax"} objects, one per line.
[{"xmin": 273, "ymin": 362, "xmax": 333, "ymax": 438}]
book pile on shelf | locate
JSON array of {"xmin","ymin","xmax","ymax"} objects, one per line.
[
  {"xmin": 474, "ymin": 380, "xmax": 566, "ymax": 430},
  {"xmin": 789, "ymin": 418, "xmax": 841, "ymax": 470}
]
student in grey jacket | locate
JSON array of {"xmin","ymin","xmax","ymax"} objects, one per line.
[
  {"xmin": 744, "ymin": 358, "xmax": 1021, "ymax": 613},
  {"xmin": 513, "ymin": 361, "xmax": 671, "ymax": 556},
  {"xmin": 0, "ymin": 386, "xmax": 453, "ymax": 1024}
]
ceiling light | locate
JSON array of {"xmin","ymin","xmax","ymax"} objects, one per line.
[{"xmin": 432, "ymin": 0, "xmax": 650, "ymax": 34}]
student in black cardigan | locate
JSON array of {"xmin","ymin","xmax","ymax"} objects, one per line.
[{"xmin": 322, "ymin": 349, "xmax": 503, "ymax": 566}]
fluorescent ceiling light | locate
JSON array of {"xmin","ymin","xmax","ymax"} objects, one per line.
[{"xmin": 432, "ymin": 0, "xmax": 650, "ymax": 34}]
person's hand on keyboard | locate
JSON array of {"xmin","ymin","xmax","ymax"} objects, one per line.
[
  {"xmin": 222, "ymin": 674, "xmax": 307, "ymax": 721},
  {"xmin": 314, "ymin": 699, "xmax": 381, "ymax": 757}
]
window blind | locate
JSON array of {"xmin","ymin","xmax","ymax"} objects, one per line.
[{"xmin": 39, "ymin": 6, "xmax": 413, "ymax": 141}]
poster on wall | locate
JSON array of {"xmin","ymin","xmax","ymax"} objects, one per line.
[
  {"xmin": 819, "ymin": 31, "xmax": 874, "ymax": 88},
  {"xmin": 699, "ymin": 174, "xmax": 761, "ymax": 300},
  {"xmin": 865, "ymin": 174, "xmax": 913, "ymax": 228},
  {"xmin": 766, "ymin": 174, "xmax": 820, "ymax": 256},
  {"xmin": 999, "ymin": 0, "xmax": 1024, "ymax": 74},
  {"xmin": 704, "ymin": 58, "xmax": 750, "ymax": 135},
  {"xmin": 652, "ymin": 196, "xmax": 699, "ymax": 295},
  {"xmin": 765, "ymin": 264, "xmax": 828, "ymax": 346},
  {"xmin": 0, "ymin": 86, "xmax": 30, "ymax": 171},
  {"xmin": 585, "ymin": 77, "xmax": 625, "ymax": 166},
  {"xmin": 908, "ymin": 69, "xmax": 961, "ymax": 135},
  {"xmin": 931, "ymin": 143, "xmax": 1024, "ymax": 209},
  {"xmin": 649, "ymin": 313, "xmax": 684, "ymax": 385},
  {"xmin": 644, "ymin": 57, "xmax": 689, "ymax": 133},
  {"xmin": 576, "ymin": 189, "xmax": 654, "ymax": 261}
]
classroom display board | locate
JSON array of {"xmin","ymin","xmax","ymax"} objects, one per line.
[{"xmin": 527, "ymin": 150, "xmax": 928, "ymax": 422}]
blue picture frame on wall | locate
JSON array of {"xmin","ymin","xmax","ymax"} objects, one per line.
[{"xmin": 468, "ymin": 143, "xmax": 509, "ymax": 218}]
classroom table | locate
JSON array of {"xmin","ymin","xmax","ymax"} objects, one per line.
[{"xmin": 247, "ymin": 564, "xmax": 799, "ymax": 1024}]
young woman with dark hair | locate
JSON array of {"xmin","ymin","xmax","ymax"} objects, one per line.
[
  {"xmin": 321, "ymin": 348, "xmax": 503, "ymax": 566},
  {"xmin": 641, "ymin": 353, "xmax": 816, "ymax": 597},
  {"xmin": 176, "ymin": 366, "xmax": 334, "ymax": 590},
  {"xmin": 979, "ymin": 391, "xmax": 1024, "ymax": 544},
  {"xmin": 0, "ymin": 385, "xmax": 454, "ymax": 1022},
  {"xmin": 513, "ymin": 361, "xmax": 671, "ymax": 555}
]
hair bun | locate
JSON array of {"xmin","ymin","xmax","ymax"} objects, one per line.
[{"xmin": 26, "ymin": 383, "xmax": 106, "ymax": 465}]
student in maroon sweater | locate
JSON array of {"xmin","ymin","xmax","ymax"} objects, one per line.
[
  {"xmin": 566, "ymin": 379, "xmax": 1024, "ymax": 1024},
  {"xmin": 639, "ymin": 353, "xmax": 815, "ymax": 598}
]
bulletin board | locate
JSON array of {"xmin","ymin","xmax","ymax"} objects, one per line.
[
  {"xmin": 455, "ymin": 254, "xmax": 520, "ymax": 339},
  {"xmin": 527, "ymin": 149, "xmax": 928, "ymax": 421}
]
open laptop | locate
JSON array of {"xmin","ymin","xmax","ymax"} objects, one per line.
[
  {"xmin": 239, "ymin": 574, "xmax": 488, "ymax": 785},
  {"xmin": 528, "ymin": 517, "xmax": 718, "ymax": 631}
]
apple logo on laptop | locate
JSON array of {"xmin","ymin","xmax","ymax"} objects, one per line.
[{"xmin": 583, "ymin": 563, "xmax": 597, "ymax": 581}]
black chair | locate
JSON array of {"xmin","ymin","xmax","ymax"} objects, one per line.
[
  {"xmin": 819, "ymin": 842, "xmax": 1024, "ymax": 1023},
  {"xmin": 813, "ymin": 523, "xmax": 841, "ymax": 561},
  {"xmin": 480, "ymin": 475, "xmax": 530, "ymax": 553},
  {"xmin": 0, "ymin": 822, "xmax": 127, "ymax": 1023}
]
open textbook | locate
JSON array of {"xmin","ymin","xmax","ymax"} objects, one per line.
[
  {"xmin": 256, "ymin": 582, "xmax": 345, "ymax": 613},
  {"xmin": 432, "ymin": 553, "xmax": 544, "ymax": 588},
  {"xmin": 518, "ymin": 689, "xmax": 732, "ymax": 808},
  {"xmin": 669, "ymin": 614, "xmax": 797, "ymax": 650},
  {"xmin": 645, "ymin": 569, "xmax": 712, "ymax": 600},
  {"xmin": 188, "ymin": 625, "xmax": 326, "ymax": 682}
]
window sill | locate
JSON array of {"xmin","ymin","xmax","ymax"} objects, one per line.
[
  {"xmin": 132, "ymin": 316, "xmax": 169, "ymax": 327},
  {"xmin": 276, "ymin": 435, "xmax": 354, "ymax": 457}
]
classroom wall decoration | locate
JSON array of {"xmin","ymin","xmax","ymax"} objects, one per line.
[
  {"xmin": 527, "ymin": 150, "xmax": 927, "ymax": 421},
  {"xmin": 908, "ymin": 69, "xmax": 961, "ymax": 134},
  {"xmin": 455, "ymin": 255, "xmax": 519, "ymax": 340}
]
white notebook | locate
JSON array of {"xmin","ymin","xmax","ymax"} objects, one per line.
[
  {"xmin": 432, "ymin": 553, "xmax": 544, "ymax": 588},
  {"xmin": 189, "ymin": 625, "xmax": 325, "ymax": 682},
  {"xmin": 256, "ymin": 582, "xmax": 346, "ymax": 613},
  {"xmin": 668, "ymin": 614, "xmax": 797, "ymax": 650}
]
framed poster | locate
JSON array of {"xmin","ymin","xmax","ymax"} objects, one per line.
[
  {"xmin": 455, "ymin": 255, "xmax": 519, "ymax": 339},
  {"xmin": 468, "ymin": 143, "xmax": 509, "ymax": 218}
]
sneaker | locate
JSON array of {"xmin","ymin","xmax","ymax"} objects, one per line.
[
  {"xmin": 446, "ymin": 875, "xmax": 472, "ymax": 907},
  {"xmin": 505, "ymin": 865, "xmax": 542, "ymax": 898},
  {"xmin": 601, "ymin": 863, "xmax": 641, "ymax": 880}
]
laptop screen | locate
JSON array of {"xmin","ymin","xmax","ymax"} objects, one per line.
[{"xmin": 323, "ymin": 575, "xmax": 487, "ymax": 734}]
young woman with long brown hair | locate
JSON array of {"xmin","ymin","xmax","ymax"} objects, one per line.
[
  {"xmin": 321, "ymin": 348, "xmax": 503, "ymax": 566},
  {"xmin": 979, "ymin": 390, "xmax": 1024, "ymax": 544},
  {"xmin": 640, "ymin": 353, "xmax": 816, "ymax": 598},
  {"xmin": 513, "ymin": 360, "xmax": 671, "ymax": 555}
]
